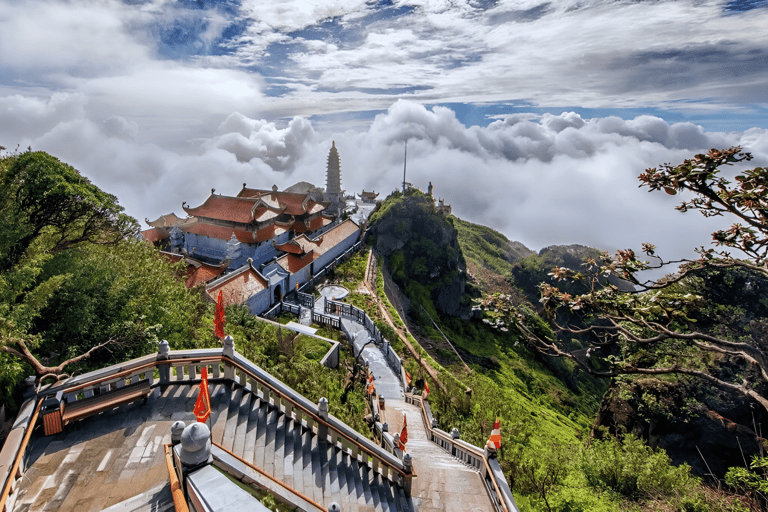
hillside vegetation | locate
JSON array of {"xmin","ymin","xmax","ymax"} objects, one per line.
[{"xmin": 366, "ymin": 190, "xmax": 749, "ymax": 511}]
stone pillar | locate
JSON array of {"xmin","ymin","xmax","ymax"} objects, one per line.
[
  {"xmin": 157, "ymin": 340, "xmax": 170, "ymax": 384},
  {"xmin": 402, "ymin": 453, "xmax": 413, "ymax": 493},
  {"xmin": 223, "ymin": 335, "xmax": 235, "ymax": 380},
  {"xmin": 431, "ymin": 418, "xmax": 438, "ymax": 429},
  {"xmin": 171, "ymin": 421, "xmax": 186, "ymax": 446},
  {"xmin": 483, "ymin": 440, "xmax": 497, "ymax": 479},
  {"xmin": 317, "ymin": 397, "xmax": 329, "ymax": 444},
  {"xmin": 179, "ymin": 422, "xmax": 212, "ymax": 469},
  {"xmin": 222, "ymin": 335, "xmax": 235, "ymax": 358}
]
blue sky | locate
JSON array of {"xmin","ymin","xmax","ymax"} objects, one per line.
[{"xmin": 2, "ymin": 0, "xmax": 768, "ymax": 259}]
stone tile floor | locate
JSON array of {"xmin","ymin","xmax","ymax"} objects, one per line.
[{"xmin": 11, "ymin": 385, "xmax": 199, "ymax": 512}]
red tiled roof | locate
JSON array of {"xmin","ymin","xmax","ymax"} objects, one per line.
[
  {"xmin": 254, "ymin": 224, "xmax": 286, "ymax": 242},
  {"xmin": 183, "ymin": 223, "xmax": 256, "ymax": 244},
  {"xmin": 237, "ymin": 187, "xmax": 268, "ymax": 198},
  {"xmin": 238, "ymin": 188, "xmax": 325, "ymax": 216},
  {"xmin": 141, "ymin": 227, "xmax": 169, "ymax": 242},
  {"xmin": 207, "ymin": 267, "xmax": 268, "ymax": 305},
  {"xmin": 274, "ymin": 236, "xmax": 321, "ymax": 255},
  {"xmin": 159, "ymin": 251, "xmax": 225, "ymax": 289},
  {"xmin": 277, "ymin": 251, "xmax": 316, "ymax": 274},
  {"xmin": 253, "ymin": 208, "xmax": 279, "ymax": 223},
  {"xmin": 315, "ymin": 219, "xmax": 359, "ymax": 255},
  {"xmin": 187, "ymin": 263, "xmax": 226, "ymax": 289},
  {"xmin": 292, "ymin": 216, "xmax": 327, "ymax": 233},
  {"xmin": 310, "ymin": 216, "xmax": 331, "ymax": 231},
  {"xmin": 146, "ymin": 213, "xmax": 184, "ymax": 228},
  {"xmin": 183, "ymin": 195, "xmax": 258, "ymax": 224},
  {"xmin": 274, "ymin": 241, "xmax": 304, "ymax": 255}
]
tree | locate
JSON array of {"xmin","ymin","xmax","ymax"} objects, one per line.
[
  {"xmin": 476, "ymin": 147, "xmax": 768, "ymax": 413},
  {"xmin": 0, "ymin": 151, "xmax": 139, "ymax": 270},
  {"xmin": 0, "ymin": 152, "xmax": 201, "ymax": 409}
]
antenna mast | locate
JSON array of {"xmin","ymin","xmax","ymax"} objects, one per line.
[{"xmin": 402, "ymin": 140, "xmax": 407, "ymax": 194}]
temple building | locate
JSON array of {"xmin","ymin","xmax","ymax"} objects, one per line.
[
  {"xmin": 141, "ymin": 142, "xmax": 363, "ymax": 314},
  {"xmin": 358, "ymin": 190, "xmax": 379, "ymax": 203}
]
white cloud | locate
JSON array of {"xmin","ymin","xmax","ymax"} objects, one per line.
[{"xmin": 209, "ymin": 113, "xmax": 317, "ymax": 170}]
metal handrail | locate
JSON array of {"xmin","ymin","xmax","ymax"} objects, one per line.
[
  {"xmin": 164, "ymin": 444, "xmax": 190, "ymax": 512},
  {"xmin": 0, "ymin": 399, "xmax": 42, "ymax": 512}
]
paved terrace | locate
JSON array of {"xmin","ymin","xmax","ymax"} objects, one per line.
[{"xmin": 12, "ymin": 385, "xmax": 194, "ymax": 511}]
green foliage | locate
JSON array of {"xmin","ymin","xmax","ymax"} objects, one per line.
[
  {"xmin": 0, "ymin": 151, "xmax": 205, "ymax": 412},
  {"xmin": 581, "ymin": 433, "xmax": 697, "ymax": 501},
  {"xmin": 0, "ymin": 151, "xmax": 139, "ymax": 270},
  {"xmin": 452, "ymin": 216, "xmax": 522, "ymax": 280},
  {"xmin": 726, "ymin": 454, "xmax": 768, "ymax": 497}
]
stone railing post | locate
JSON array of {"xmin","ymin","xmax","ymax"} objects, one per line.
[
  {"xmin": 451, "ymin": 428, "xmax": 460, "ymax": 457},
  {"xmin": 157, "ymin": 340, "xmax": 170, "ymax": 384},
  {"xmin": 179, "ymin": 422, "xmax": 212, "ymax": 468},
  {"xmin": 223, "ymin": 335, "xmax": 235, "ymax": 380},
  {"xmin": 171, "ymin": 421, "xmax": 186, "ymax": 446},
  {"xmin": 222, "ymin": 335, "xmax": 235, "ymax": 358},
  {"xmin": 402, "ymin": 453, "xmax": 413, "ymax": 493},
  {"xmin": 317, "ymin": 397, "xmax": 329, "ymax": 443},
  {"xmin": 176, "ymin": 422, "xmax": 213, "ymax": 489}
]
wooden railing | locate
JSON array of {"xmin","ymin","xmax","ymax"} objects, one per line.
[{"xmin": 0, "ymin": 399, "xmax": 41, "ymax": 512}]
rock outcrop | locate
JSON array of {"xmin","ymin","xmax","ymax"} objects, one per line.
[{"xmin": 368, "ymin": 192, "xmax": 466, "ymax": 317}]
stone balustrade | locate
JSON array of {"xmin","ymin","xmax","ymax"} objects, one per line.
[
  {"xmin": 404, "ymin": 391, "xmax": 520, "ymax": 512},
  {"xmin": 0, "ymin": 340, "xmax": 412, "ymax": 511}
]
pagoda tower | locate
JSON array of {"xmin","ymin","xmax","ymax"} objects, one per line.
[{"xmin": 324, "ymin": 141, "xmax": 344, "ymax": 214}]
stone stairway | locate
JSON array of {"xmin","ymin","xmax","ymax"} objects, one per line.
[{"xmin": 207, "ymin": 382, "xmax": 413, "ymax": 512}]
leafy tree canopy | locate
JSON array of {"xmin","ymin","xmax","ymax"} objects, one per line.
[
  {"xmin": 0, "ymin": 151, "xmax": 139, "ymax": 270},
  {"xmin": 476, "ymin": 147, "xmax": 768, "ymax": 413}
]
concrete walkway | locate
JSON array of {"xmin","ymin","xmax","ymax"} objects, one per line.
[
  {"xmin": 313, "ymin": 275, "xmax": 493, "ymax": 512},
  {"xmin": 382, "ymin": 401, "xmax": 492, "ymax": 512}
]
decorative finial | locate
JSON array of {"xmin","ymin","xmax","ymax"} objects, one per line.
[
  {"xmin": 211, "ymin": 188, "xmax": 215, "ymax": 194},
  {"xmin": 272, "ymin": 184, "xmax": 278, "ymax": 192},
  {"xmin": 332, "ymin": 140, "xmax": 335, "ymax": 147}
]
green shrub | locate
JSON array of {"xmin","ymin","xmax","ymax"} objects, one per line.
[{"xmin": 581, "ymin": 433, "xmax": 696, "ymax": 500}]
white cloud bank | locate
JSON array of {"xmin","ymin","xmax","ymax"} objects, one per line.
[{"xmin": 5, "ymin": 97, "xmax": 767, "ymax": 264}]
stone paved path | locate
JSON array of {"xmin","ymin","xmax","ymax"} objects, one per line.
[
  {"xmin": 382, "ymin": 401, "xmax": 492, "ymax": 512},
  {"xmin": 316, "ymin": 259, "xmax": 494, "ymax": 512}
]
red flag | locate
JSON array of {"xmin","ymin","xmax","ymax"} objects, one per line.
[
  {"xmin": 193, "ymin": 366, "xmax": 211, "ymax": 423},
  {"xmin": 423, "ymin": 381, "xmax": 430, "ymax": 400},
  {"xmin": 398, "ymin": 413, "xmax": 408, "ymax": 450},
  {"xmin": 405, "ymin": 372, "xmax": 412, "ymax": 386},
  {"xmin": 367, "ymin": 381, "xmax": 376, "ymax": 396},
  {"xmin": 489, "ymin": 418, "xmax": 501, "ymax": 449},
  {"xmin": 214, "ymin": 290, "xmax": 226, "ymax": 340}
]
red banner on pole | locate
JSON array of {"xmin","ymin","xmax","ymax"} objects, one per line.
[
  {"xmin": 194, "ymin": 366, "xmax": 211, "ymax": 423},
  {"xmin": 214, "ymin": 290, "xmax": 226, "ymax": 340},
  {"xmin": 399, "ymin": 413, "xmax": 408, "ymax": 451},
  {"xmin": 423, "ymin": 381, "xmax": 430, "ymax": 400}
]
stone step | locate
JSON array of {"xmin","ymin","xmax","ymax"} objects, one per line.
[{"xmin": 217, "ymin": 386, "xmax": 404, "ymax": 512}]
